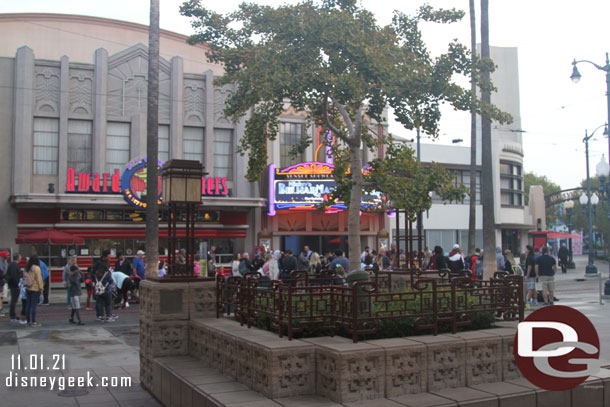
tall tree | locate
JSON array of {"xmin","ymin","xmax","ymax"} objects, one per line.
[
  {"xmin": 145, "ymin": 0, "xmax": 160, "ymax": 278},
  {"xmin": 467, "ymin": 0, "xmax": 477, "ymax": 255},
  {"xmin": 480, "ymin": 0, "xmax": 497, "ymax": 278},
  {"xmin": 181, "ymin": 0, "xmax": 508, "ymax": 271}
]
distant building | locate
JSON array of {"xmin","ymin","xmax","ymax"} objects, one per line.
[{"xmin": 394, "ymin": 46, "xmax": 533, "ymax": 254}]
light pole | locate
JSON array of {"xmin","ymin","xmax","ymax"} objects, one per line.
[
  {"xmin": 571, "ymin": 53, "xmax": 610, "ymax": 161},
  {"xmin": 582, "ymin": 126, "xmax": 606, "ymax": 275},
  {"xmin": 563, "ymin": 199, "xmax": 575, "ymax": 268}
]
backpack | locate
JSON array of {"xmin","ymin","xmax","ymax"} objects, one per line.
[
  {"xmin": 94, "ymin": 272, "xmax": 107, "ymax": 295},
  {"xmin": 23, "ymin": 271, "xmax": 34, "ymax": 288},
  {"xmin": 427, "ymin": 255, "xmax": 437, "ymax": 270}
]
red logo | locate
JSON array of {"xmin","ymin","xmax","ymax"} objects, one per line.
[{"xmin": 514, "ymin": 305, "xmax": 600, "ymax": 391}]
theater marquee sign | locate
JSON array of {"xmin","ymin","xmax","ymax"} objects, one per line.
[{"xmin": 66, "ymin": 157, "xmax": 228, "ymax": 208}]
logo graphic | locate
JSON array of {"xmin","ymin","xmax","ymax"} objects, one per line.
[
  {"xmin": 514, "ymin": 305, "xmax": 601, "ymax": 391},
  {"xmin": 121, "ymin": 157, "xmax": 163, "ymax": 208}
]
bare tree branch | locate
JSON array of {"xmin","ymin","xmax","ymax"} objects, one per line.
[
  {"xmin": 322, "ymin": 96, "xmax": 349, "ymax": 142},
  {"xmin": 330, "ymin": 95, "xmax": 354, "ymax": 136}
]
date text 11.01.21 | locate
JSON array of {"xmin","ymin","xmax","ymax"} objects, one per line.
[{"xmin": 10, "ymin": 354, "xmax": 66, "ymax": 371}]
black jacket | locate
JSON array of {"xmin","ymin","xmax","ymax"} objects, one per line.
[
  {"xmin": 114, "ymin": 259, "xmax": 132, "ymax": 275},
  {"xmin": 5, "ymin": 262, "xmax": 22, "ymax": 289}
]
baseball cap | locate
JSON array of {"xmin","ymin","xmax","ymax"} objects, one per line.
[
  {"xmin": 137, "ymin": 250, "xmax": 145, "ymax": 255},
  {"xmin": 453, "ymin": 244, "xmax": 460, "ymax": 249},
  {"xmin": 0, "ymin": 251, "xmax": 7, "ymax": 258}
]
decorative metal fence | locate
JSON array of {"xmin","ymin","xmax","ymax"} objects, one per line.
[{"xmin": 216, "ymin": 269, "xmax": 524, "ymax": 343}]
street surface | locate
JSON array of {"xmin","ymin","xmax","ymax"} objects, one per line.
[{"xmin": 0, "ymin": 254, "xmax": 608, "ymax": 406}]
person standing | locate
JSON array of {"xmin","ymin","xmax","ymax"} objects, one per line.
[
  {"xmin": 207, "ymin": 246, "xmax": 217, "ymax": 277},
  {"xmin": 6, "ymin": 253, "xmax": 22, "ymax": 322},
  {"xmin": 39, "ymin": 258, "xmax": 50, "ymax": 305},
  {"xmin": 0, "ymin": 251, "xmax": 7, "ymax": 316},
  {"xmin": 297, "ymin": 246, "xmax": 310, "ymax": 271},
  {"xmin": 24, "ymin": 255, "xmax": 44, "ymax": 326},
  {"xmin": 535, "ymin": 246, "xmax": 556, "ymax": 306},
  {"xmin": 231, "ymin": 253, "xmax": 241, "ymax": 277},
  {"xmin": 239, "ymin": 252, "xmax": 252, "ymax": 275},
  {"xmin": 63, "ymin": 256, "xmax": 78, "ymax": 306},
  {"xmin": 524, "ymin": 245, "xmax": 538, "ymax": 307},
  {"xmin": 114, "ymin": 251, "xmax": 131, "ymax": 275},
  {"xmin": 447, "ymin": 244, "xmax": 465, "ymax": 275},
  {"xmin": 67, "ymin": 265, "xmax": 85, "ymax": 325},
  {"xmin": 94, "ymin": 265, "xmax": 114, "ymax": 322},
  {"xmin": 557, "ymin": 243, "xmax": 569, "ymax": 274},
  {"xmin": 131, "ymin": 250, "xmax": 146, "ymax": 298},
  {"xmin": 495, "ymin": 246, "xmax": 505, "ymax": 274},
  {"xmin": 329, "ymin": 250, "xmax": 349, "ymax": 271},
  {"xmin": 280, "ymin": 250, "xmax": 297, "ymax": 279}
]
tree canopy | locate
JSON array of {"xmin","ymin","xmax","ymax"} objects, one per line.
[{"xmin": 181, "ymin": 0, "xmax": 510, "ymax": 269}]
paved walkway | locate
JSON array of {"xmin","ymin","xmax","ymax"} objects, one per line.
[
  {"xmin": 0, "ymin": 292, "xmax": 157, "ymax": 407},
  {"xmin": 0, "ymin": 255, "xmax": 608, "ymax": 406}
]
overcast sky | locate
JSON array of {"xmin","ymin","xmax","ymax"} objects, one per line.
[{"xmin": 3, "ymin": 0, "xmax": 610, "ymax": 190}]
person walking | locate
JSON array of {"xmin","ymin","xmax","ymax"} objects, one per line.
[
  {"xmin": 495, "ymin": 246, "xmax": 505, "ymax": 274},
  {"xmin": 269, "ymin": 250, "xmax": 280, "ymax": 280},
  {"xmin": 524, "ymin": 245, "xmax": 538, "ymax": 307},
  {"xmin": 67, "ymin": 265, "xmax": 85, "ymax": 325},
  {"xmin": 23, "ymin": 255, "xmax": 44, "ymax": 327},
  {"xmin": 6, "ymin": 253, "xmax": 23, "ymax": 322},
  {"xmin": 63, "ymin": 256, "xmax": 78, "ymax": 306},
  {"xmin": 535, "ymin": 246, "xmax": 556, "ymax": 306}
]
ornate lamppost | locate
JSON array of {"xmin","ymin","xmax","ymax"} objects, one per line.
[{"xmin": 161, "ymin": 159, "xmax": 205, "ymax": 279}]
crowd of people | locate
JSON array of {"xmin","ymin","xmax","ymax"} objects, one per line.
[{"xmin": 0, "ymin": 240, "xmax": 566, "ymax": 324}]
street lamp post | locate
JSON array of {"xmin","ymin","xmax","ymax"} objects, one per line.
[
  {"xmin": 571, "ymin": 53, "xmax": 610, "ymax": 160},
  {"xmin": 563, "ymin": 199, "xmax": 575, "ymax": 268},
  {"xmin": 582, "ymin": 126, "xmax": 606, "ymax": 276}
]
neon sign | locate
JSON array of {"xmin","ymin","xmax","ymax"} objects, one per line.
[
  {"xmin": 268, "ymin": 162, "xmax": 383, "ymax": 215},
  {"xmin": 65, "ymin": 158, "xmax": 228, "ymax": 206},
  {"xmin": 120, "ymin": 157, "xmax": 163, "ymax": 208}
]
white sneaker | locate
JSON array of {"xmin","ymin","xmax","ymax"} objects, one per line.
[
  {"xmin": 124, "ymin": 302, "xmax": 130, "ymax": 308},
  {"xmin": 19, "ymin": 320, "xmax": 27, "ymax": 325}
]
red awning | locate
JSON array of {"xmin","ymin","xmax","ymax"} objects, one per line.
[
  {"xmin": 546, "ymin": 232, "xmax": 582, "ymax": 239},
  {"xmin": 16, "ymin": 228, "xmax": 85, "ymax": 245}
]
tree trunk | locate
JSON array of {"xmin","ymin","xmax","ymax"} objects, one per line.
[
  {"xmin": 347, "ymin": 132, "xmax": 363, "ymax": 272},
  {"xmin": 480, "ymin": 0, "xmax": 497, "ymax": 278},
  {"xmin": 145, "ymin": 0, "xmax": 160, "ymax": 279},
  {"xmin": 467, "ymin": 0, "xmax": 477, "ymax": 255}
]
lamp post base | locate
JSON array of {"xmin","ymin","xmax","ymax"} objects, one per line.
[{"xmin": 585, "ymin": 264, "xmax": 599, "ymax": 276}]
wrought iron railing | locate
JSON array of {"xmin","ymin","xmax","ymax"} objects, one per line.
[{"xmin": 216, "ymin": 269, "xmax": 524, "ymax": 343}]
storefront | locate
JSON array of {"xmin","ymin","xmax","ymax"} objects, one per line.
[
  {"xmin": 12, "ymin": 156, "xmax": 263, "ymax": 284},
  {"xmin": 264, "ymin": 161, "xmax": 386, "ymax": 254}
]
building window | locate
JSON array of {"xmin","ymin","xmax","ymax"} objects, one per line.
[
  {"xmin": 106, "ymin": 122, "xmax": 130, "ymax": 173},
  {"xmin": 500, "ymin": 161, "xmax": 523, "ymax": 207},
  {"xmin": 159, "ymin": 125, "xmax": 169, "ymax": 162},
  {"xmin": 280, "ymin": 122, "xmax": 304, "ymax": 167},
  {"xmin": 33, "ymin": 118, "xmax": 59, "ymax": 175},
  {"xmin": 67, "ymin": 120, "xmax": 92, "ymax": 174},
  {"xmin": 183, "ymin": 127, "xmax": 204, "ymax": 163},
  {"xmin": 430, "ymin": 169, "xmax": 481, "ymax": 204},
  {"xmin": 214, "ymin": 128, "xmax": 233, "ymax": 180}
]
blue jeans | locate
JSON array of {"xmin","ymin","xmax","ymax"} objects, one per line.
[{"xmin": 25, "ymin": 290, "xmax": 41, "ymax": 323}]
